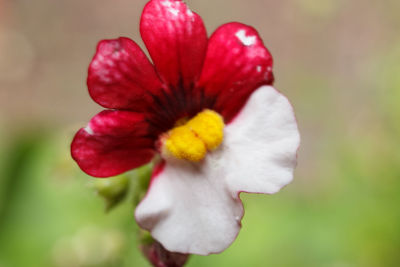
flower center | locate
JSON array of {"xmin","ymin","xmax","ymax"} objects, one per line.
[{"xmin": 162, "ymin": 109, "xmax": 224, "ymax": 162}]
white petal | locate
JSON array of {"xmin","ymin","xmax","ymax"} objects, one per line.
[
  {"xmin": 223, "ymin": 85, "xmax": 300, "ymax": 195},
  {"xmin": 135, "ymin": 161, "xmax": 243, "ymax": 255},
  {"xmin": 135, "ymin": 85, "xmax": 300, "ymax": 255}
]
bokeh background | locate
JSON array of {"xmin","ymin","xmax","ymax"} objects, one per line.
[{"xmin": 1, "ymin": 0, "xmax": 400, "ymax": 266}]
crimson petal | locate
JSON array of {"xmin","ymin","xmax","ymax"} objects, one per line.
[
  {"xmin": 87, "ymin": 37, "xmax": 163, "ymax": 111},
  {"xmin": 197, "ymin": 22, "xmax": 274, "ymax": 123},
  {"xmin": 140, "ymin": 0, "xmax": 207, "ymax": 89},
  {"xmin": 71, "ymin": 110, "xmax": 155, "ymax": 177}
]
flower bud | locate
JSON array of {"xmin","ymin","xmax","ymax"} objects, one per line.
[
  {"xmin": 139, "ymin": 231, "xmax": 189, "ymax": 267},
  {"xmin": 92, "ymin": 175, "xmax": 129, "ymax": 211}
]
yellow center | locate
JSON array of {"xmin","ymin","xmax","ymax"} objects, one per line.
[{"xmin": 163, "ymin": 109, "xmax": 225, "ymax": 162}]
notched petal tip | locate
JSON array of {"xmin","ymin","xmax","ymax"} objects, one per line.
[{"xmin": 140, "ymin": 0, "xmax": 207, "ymax": 88}]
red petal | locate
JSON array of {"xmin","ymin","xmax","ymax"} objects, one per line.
[
  {"xmin": 197, "ymin": 23, "xmax": 274, "ymax": 123},
  {"xmin": 71, "ymin": 110, "xmax": 155, "ymax": 177},
  {"xmin": 87, "ymin": 37, "xmax": 163, "ymax": 110},
  {"xmin": 140, "ymin": 0, "xmax": 207, "ymax": 89}
]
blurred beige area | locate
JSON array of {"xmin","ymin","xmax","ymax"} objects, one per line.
[
  {"xmin": 1, "ymin": 0, "xmax": 399, "ymax": 181},
  {"xmin": 0, "ymin": 0, "xmax": 397, "ymax": 123}
]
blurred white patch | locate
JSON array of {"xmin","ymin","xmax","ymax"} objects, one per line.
[
  {"xmin": 161, "ymin": 0, "xmax": 180, "ymax": 16},
  {"xmin": 168, "ymin": 8, "xmax": 179, "ymax": 16},
  {"xmin": 84, "ymin": 126, "xmax": 94, "ymax": 135},
  {"xmin": 161, "ymin": 0, "xmax": 172, "ymax": 7},
  {"xmin": 235, "ymin": 29, "xmax": 256, "ymax": 46},
  {"xmin": 96, "ymin": 68, "xmax": 111, "ymax": 83},
  {"xmin": 52, "ymin": 226, "xmax": 125, "ymax": 267}
]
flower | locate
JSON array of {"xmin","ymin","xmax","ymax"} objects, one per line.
[{"xmin": 71, "ymin": 0, "xmax": 300, "ymax": 256}]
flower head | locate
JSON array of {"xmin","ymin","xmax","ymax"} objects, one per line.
[{"xmin": 71, "ymin": 0, "xmax": 300, "ymax": 256}]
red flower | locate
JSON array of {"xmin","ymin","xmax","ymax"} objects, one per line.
[
  {"xmin": 72, "ymin": 0, "xmax": 273, "ymax": 178},
  {"xmin": 71, "ymin": 0, "xmax": 299, "ymax": 255}
]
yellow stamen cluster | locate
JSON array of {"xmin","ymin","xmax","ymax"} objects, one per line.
[{"xmin": 163, "ymin": 109, "xmax": 224, "ymax": 162}]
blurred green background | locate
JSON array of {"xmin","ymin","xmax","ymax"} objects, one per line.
[{"xmin": 1, "ymin": 0, "xmax": 399, "ymax": 266}]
